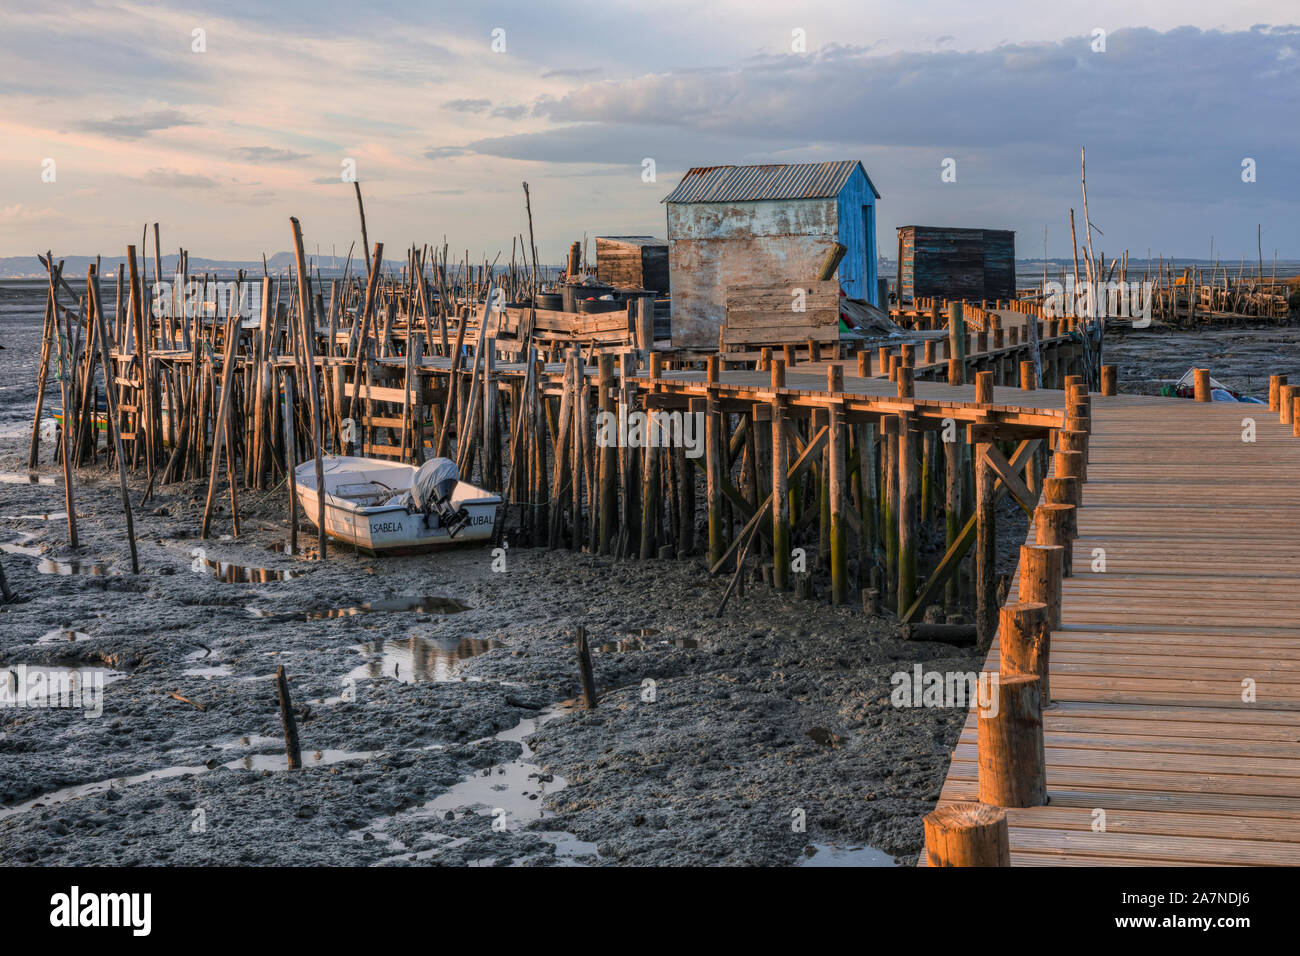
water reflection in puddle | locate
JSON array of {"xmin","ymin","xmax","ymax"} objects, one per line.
[
  {"xmin": 0, "ymin": 472, "xmax": 58, "ymax": 486},
  {"xmin": 355, "ymin": 702, "xmax": 598, "ymax": 866},
  {"xmin": 265, "ymin": 540, "xmax": 319, "ymax": 560},
  {"xmin": 38, "ymin": 557, "xmax": 111, "ymax": 576},
  {"xmin": 182, "ymin": 665, "xmax": 233, "ymax": 679},
  {"xmin": 347, "ymin": 635, "xmax": 497, "ymax": 684},
  {"xmin": 0, "ymin": 743, "xmax": 381, "ymax": 820},
  {"xmin": 37, "ymin": 629, "xmax": 94, "ymax": 644},
  {"xmin": 796, "ymin": 843, "xmax": 899, "ymax": 867},
  {"xmin": 191, "ymin": 549, "xmax": 298, "ymax": 583},
  {"xmin": 308, "ymin": 595, "xmax": 470, "ymax": 620},
  {"xmin": 597, "ymin": 629, "xmax": 698, "ymax": 653},
  {"xmin": 1, "ymin": 664, "xmax": 126, "ymax": 708}
]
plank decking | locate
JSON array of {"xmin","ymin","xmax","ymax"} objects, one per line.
[{"xmin": 933, "ymin": 392, "xmax": 1300, "ymax": 865}]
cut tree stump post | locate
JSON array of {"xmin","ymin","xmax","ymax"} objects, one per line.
[
  {"xmin": 977, "ymin": 673, "xmax": 1047, "ymax": 807},
  {"xmin": 923, "ymin": 803, "xmax": 1009, "ymax": 867},
  {"xmin": 1019, "ymin": 544, "xmax": 1063, "ymax": 631},
  {"xmin": 998, "ymin": 601, "xmax": 1052, "ymax": 706},
  {"xmin": 1100, "ymin": 365, "xmax": 1117, "ymax": 396},
  {"xmin": 1193, "ymin": 368, "xmax": 1211, "ymax": 402},
  {"xmin": 1035, "ymin": 502, "xmax": 1076, "ymax": 577}
]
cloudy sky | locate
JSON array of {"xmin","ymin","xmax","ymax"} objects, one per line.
[{"xmin": 1, "ymin": 0, "xmax": 1297, "ymax": 265}]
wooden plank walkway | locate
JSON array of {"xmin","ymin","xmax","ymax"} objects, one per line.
[{"xmin": 932, "ymin": 391, "xmax": 1300, "ymax": 865}]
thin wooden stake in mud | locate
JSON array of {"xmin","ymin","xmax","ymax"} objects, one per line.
[
  {"xmin": 89, "ymin": 264, "xmax": 139, "ymax": 574},
  {"xmin": 290, "ymin": 217, "xmax": 328, "ymax": 561},
  {"xmin": 575, "ymin": 625, "xmax": 597, "ymax": 710},
  {"xmin": 275, "ymin": 665, "xmax": 302, "ymax": 770}
]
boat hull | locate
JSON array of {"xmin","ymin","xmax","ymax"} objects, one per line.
[{"xmin": 294, "ymin": 457, "xmax": 500, "ymax": 553}]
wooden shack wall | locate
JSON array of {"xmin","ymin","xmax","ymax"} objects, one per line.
[
  {"xmin": 666, "ymin": 198, "xmax": 838, "ymax": 348},
  {"xmin": 897, "ymin": 226, "xmax": 1016, "ymax": 303},
  {"xmin": 595, "ymin": 238, "xmax": 670, "ymax": 293},
  {"xmin": 835, "ymin": 166, "xmax": 879, "ymax": 306}
]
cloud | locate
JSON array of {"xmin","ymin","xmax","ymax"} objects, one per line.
[
  {"xmin": 490, "ymin": 104, "xmax": 528, "ymax": 120},
  {"xmin": 232, "ymin": 146, "xmax": 310, "ymax": 163},
  {"xmin": 443, "ymin": 98, "xmax": 491, "ymax": 113},
  {"xmin": 126, "ymin": 168, "xmax": 221, "ymax": 189},
  {"xmin": 542, "ymin": 67, "xmax": 603, "ymax": 79},
  {"xmin": 424, "ymin": 146, "xmax": 471, "ymax": 159},
  {"xmin": 75, "ymin": 109, "xmax": 197, "ymax": 140}
]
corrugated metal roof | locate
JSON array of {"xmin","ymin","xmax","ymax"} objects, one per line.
[{"xmin": 661, "ymin": 161, "xmax": 879, "ymax": 204}]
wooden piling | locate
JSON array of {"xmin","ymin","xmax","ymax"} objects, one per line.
[
  {"xmin": 998, "ymin": 601, "xmax": 1052, "ymax": 705},
  {"xmin": 1018, "ymin": 543, "xmax": 1063, "ymax": 631},
  {"xmin": 977, "ymin": 673, "xmax": 1047, "ymax": 807},
  {"xmin": 1034, "ymin": 502, "xmax": 1076, "ymax": 577},
  {"xmin": 1193, "ymin": 368, "xmax": 1211, "ymax": 402},
  {"xmin": 923, "ymin": 803, "xmax": 1009, "ymax": 867}
]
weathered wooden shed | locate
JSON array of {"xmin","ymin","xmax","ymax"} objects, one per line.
[
  {"xmin": 896, "ymin": 226, "xmax": 1015, "ymax": 305},
  {"xmin": 662, "ymin": 161, "xmax": 880, "ymax": 348},
  {"xmin": 594, "ymin": 236, "xmax": 670, "ymax": 294}
]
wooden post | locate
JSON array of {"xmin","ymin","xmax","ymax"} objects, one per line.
[
  {"xmin": 999, "ymin": 601, "xmax": 1052, "ymax": 705},
  {"xmin": 1018, "ymin": 544, "xmax": 1063, "ymax": 631},
  {"xmin": 771, "ymin": 361, "xmax": 790, "ymax": 590},
  {"xmin": 974, "ymin": 443, "xmax": 997, "ymax": 645},
  {"xmin": 1100, "ymin": 364, "xmax": 1117, "ymax": 396},
  {"xmin": 275, "ymin": 665, "xmax": 302, "ymax": 770},
  {"xmin": 290, "ymin": 218, "xmax": 328, "ymax": 561},
  {"xmin": 923, "ymin": 803, "xmax": 1009, "ymax": 867},
  {"xmin": 857, "ymin": 351, "xmax": 872, "ymax": 377},
  {"xmin": 89, "ymin": 265, "xmax": 139, "ymax": 574},
  {"xmin": 1280, "ymin": 385, "xmax": 1298, "ymax": 426},
  {"xmin": 947, "ymin": 302, "xmax": 966, "ymax": 385},
  {"xmin": 597, "ymin": 354, "xmax": 616, "ymax": 555},
  {"xmin": 828, "ymin": 402, "xmax": 848, "ymax": 605},
  {"xmin": 944, "ymin": 425, "xmax": 963, "ymax": 609},
  {"xmin": 1269, "ymin": 375, "xmax": 1287, "ymax": 412},
  {"xmin": 977, "ymin": 673, "xmax": 1048, "ymax": 807},
  {"xmin": 1058, "ymin": 431, "xmax": 1088, "ymax": 481},
  {"xmin": 706, "ymin": 355, "xmax": 723, "ymax": 568},
  {"xmin": 975, "ymin": 370, "xmax": 994, "ymax": 406},
  {"xmin": 896, "ymin": 367, "xmax": 918, "ymax": 613},
  {"xmin": 575, "ymin": 625, "xmax": 597, "ymax": 710},
  {"xmin": 1293, "ymin": 396, "xmax": 1300, "ymax": 440},
  {"xmin": 1034, "ymin": 502, "xmax": 1076, "ymax": 577},
  {"xmin": 1193, "ymin": 368, "xmax": 1211, "ymax": 402}
]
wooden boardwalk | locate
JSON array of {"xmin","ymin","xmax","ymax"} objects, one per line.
[{"xmin": 932, "ymin": 391, "xmax": 1300, "ymax": 865}]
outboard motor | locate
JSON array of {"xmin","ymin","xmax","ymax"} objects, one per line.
[{"xmin": 409, "ymin": 458, "xmax": 472, "ymax": 538}]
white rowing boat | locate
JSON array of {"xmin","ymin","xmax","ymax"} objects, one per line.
[{"xmin": 293, "ymin": 456, "xmax": 500, "ymax": 553}]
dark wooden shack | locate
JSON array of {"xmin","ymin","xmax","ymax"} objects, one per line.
[
  {"xmin": 595, "ymin": 236, "xmax": 670, "ymax": 294},
  {"xmin": 896, "ymin": 226, "xmax": 1015, "ymax": 304}
]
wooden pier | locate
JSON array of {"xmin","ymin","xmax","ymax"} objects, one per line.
[{"xmin": 928, "ymin": 391, "xmax": 1300, "ymax": 866}]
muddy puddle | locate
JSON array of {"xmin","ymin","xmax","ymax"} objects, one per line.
[
  {"xmin": 37, "ymin": 629, "xmax": 94, "ymax": 644},
  {"xmin": 190, "ymin": 549, "xmax": 299, "ymax": 583},
  {"xmin": 37, "ymin": 556, "xmax": 112, "ymax": 576},
  {"xmin": 0, "ymin": 738, "xmax": 388, "ymax": 821},
  {"xmin": 355, "ymin": 702, "xmax": 599, "ymax": 865},
  {"xmin": 307, "ymin": 595, "xmax": 470, "ymax": 620},
  {"xmin": 0, "ymin": 472, "xmax": 58, "ymax": 486},
  {"xmin": 796, "ymin": 842, "xmax": 900, "ymax": 866},
  {"xmin": 347, "ymin": 635, "xmax": 498, "ymax": 684}
]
